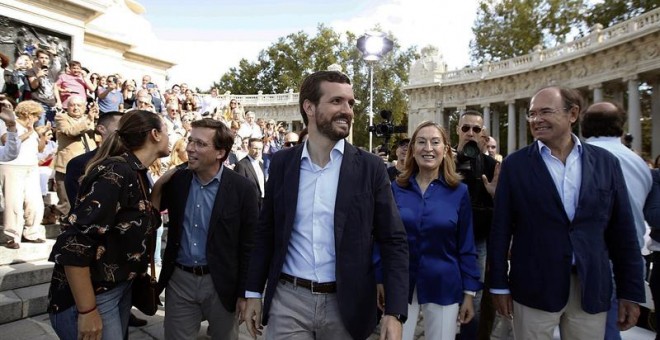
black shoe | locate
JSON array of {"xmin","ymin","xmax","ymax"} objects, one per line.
[
  {"xmin": 129, "ymin": 313, "xmax": 147, "ymax": 327},
  {"xmin": 22, "ymin": 237, "xmax": 46, "ymax": 243},
  {"xmin": 5, "ymin": 240, "xmax": 19, "ymax": 249}
]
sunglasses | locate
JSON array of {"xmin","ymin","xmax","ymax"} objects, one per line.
[
  {"xmin": 460, "ymin": 125, "xmax": 482, "ymax": 134},
  {"xmin": 284, "ymin": 141, "xmax": 297, "ymax": 147}
]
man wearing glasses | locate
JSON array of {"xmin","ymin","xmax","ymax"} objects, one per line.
[
  {"xmin": 489, "ymin": 86, "xmax": 644, "ymax": 339},
  {"xmin": 153, "ymin": 119, "xmax": 259, "ymax": 339},
  {"xmin": 454, "ymin": 110, "xmax": 499, "ymax": 340}
]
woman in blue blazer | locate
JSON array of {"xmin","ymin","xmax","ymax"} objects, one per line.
[{"xmin": 392, "ymin": 121, "xmax": 482, "ymax": 340}]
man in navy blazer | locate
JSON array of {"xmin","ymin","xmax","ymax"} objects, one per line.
[
  {"xmin": 488, "ymin": 86, "xmax": 645, "ymax": 339},
  {"xmin": 243, "ymin": 71, "xmax": 409, "ymax": 340},
  {"xmin": 154, "ymin": 119, "xmax": 259, "ymax": 339}
]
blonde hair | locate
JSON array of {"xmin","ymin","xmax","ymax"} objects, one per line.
[
  {"xmin": 169, "ymin": 137, "xmax": 188, "ymax": 169},
  {"xmin": 14, "ymin": 100, "xmax": 44, "ymax": 119},
  {"xmin": 396, "ymin": 121, "xmax": 461, "ymax": 189}
]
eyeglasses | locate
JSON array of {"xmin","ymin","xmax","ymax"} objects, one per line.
[
  {"xmin": 526, "ymin": 107, "xmax": 568, "ymax": 121},
  {"xmin": 284, "ymin": 141, "xmax": 297, "ymax": 147},
  {"xmin": 460, "ymin": 125, "xmax": 482, "ymax": 134},
  {"xmin": 187, "ymin": 137, "xmax": 210, "ymax": 149}
]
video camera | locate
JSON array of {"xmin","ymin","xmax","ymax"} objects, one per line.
[{"xmin": 367, "ymin": 110, "xmax": 406, "ymax": 156}]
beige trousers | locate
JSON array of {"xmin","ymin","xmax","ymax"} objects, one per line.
[
  {"xmin": 0, "ymin": 164, "xmax": 45, "ymax": 243},
  {"xmin": 512, "ymin": 273, "xmax": 607, "ymax": 340}
]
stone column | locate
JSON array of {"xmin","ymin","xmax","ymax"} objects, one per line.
[
  {"xmin": 518, "ymin": 106, "xmax": 528, "ymax": 148},
  {"xmin": 435, "ymin": 102, "xmax": 445, "ymax": 128},
  {"xmin": 626, "ymin": 75, "xmax": 642, "ymax": 151},
  {"xmin": 482, "ymin": 105, "xmax": 491, "ymax": 133},
  {"xmin": 507, "ymin": 101, "xmax": 516, "ymax": 155},
  {"xmin": 443, "ymin": 108, "xmax": 451, "ymax": 130},
  {"xmin": 652, "ymin": 79, "xmax": 660, "ymax": 158},
  {"xmin": 492, "ymin": 110, "xmax": 500, "ymax": 147},
  {"xmin": 590, "ymin": 83, "xmax": 604, "ymax": 103}
]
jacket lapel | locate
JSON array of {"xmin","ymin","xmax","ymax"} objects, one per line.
[
  {"xmin": 207, "ymin": 169, "xmax": 230, "ymax": 240},
  {"xmin": 282, "ymin": 146, "xmax": 303, "ymax": 240},
  {"xmin": 576, "ymin": 143, "xmax": 593, "ymax": 216},
  {"xmin": 528, "ymin": 142, "xmax": 569, "ymax": 222},
  {"xmin": 333, "ymin": 142, "xmax": 358, "ymax": 247}
]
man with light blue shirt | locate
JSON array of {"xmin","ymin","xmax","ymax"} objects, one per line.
[
  {"xmin": 155, "ymin": 118, "xmax": 259, "ymax": 340},
  {"xmin": 489, "ymin": 87, "xmax": 645, "ymax": 340},
  {"xmin": 243, "ymin": 70, "xmax": 409, "ymax": 340},
  {"xmin": 581, "ymin": 101, "xmax": 653, "ymax": 340}
]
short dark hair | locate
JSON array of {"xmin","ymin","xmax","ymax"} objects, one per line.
[
  {"xmin": 35, "ymin": 49, "xmax": 51, "ymax": 59},
  {"xmin": 248, "ymin": 137, "xmax": 262, "ymax": 146},
  {"xmin": 69, "ymin": 60, "xmax": 82, "ymax": 68},
  {"xmin": 190, "ymin": 118, "xmax": 234, "ymax": 163},
  {"xmin": 581, "ymin": 102, "xmax": 626, "ymax": 138},
  {"xmin": 97, "ymin": 111, "xmax": 123, "ymax": 128},
  {"xmin": 298, "ymin": 71, "xmax": 351, "ymax": 126}
]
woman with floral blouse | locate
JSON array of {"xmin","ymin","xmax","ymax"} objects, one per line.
[{"xmin": 48, "ymin": 110, "xmax": 170, "ymax": 339}]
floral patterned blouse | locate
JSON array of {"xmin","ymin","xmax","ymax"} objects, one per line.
[{"xmin": 48, "ymin": 152, "xmax": 160, "ymax": 313}]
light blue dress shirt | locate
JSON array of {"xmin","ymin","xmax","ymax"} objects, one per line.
[
  {"xmin": 176, "ymin": 166, "xmax": 224, "ymax": 266},
  {"xmin": 586, "ymin": 136, "xmax": 652, "ymax": 251},
  {"xmin": 281, "ymin": 139, "xmax": 345, "ymax": 283}
]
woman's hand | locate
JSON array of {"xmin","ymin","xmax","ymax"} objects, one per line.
[
  {"xmin": 151, "ymin": 167, "xmax": 179, "ymax": 210},
  {"xmin": 458, "ymin": 294, "xmax": 475, "ymax": 324},
  {"xmin": 78, "ymin": 308, "xmax": 103, "ymax": 340}
]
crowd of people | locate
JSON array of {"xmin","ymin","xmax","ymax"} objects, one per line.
[{"xmin": 2, "ymin": 49, "xmax": 660, "ymax": 340}]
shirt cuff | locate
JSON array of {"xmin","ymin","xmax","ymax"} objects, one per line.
[
  {"xmin": 463, "ymin": 290, "xmax": 477, "ymax": 297},
  {"xmin": 490, "ymin": 288, "xmax": 511, "ymax": 295},
  {"xmin": 245, "ymin": 291, "xmax": 262, "ymax": 299}
]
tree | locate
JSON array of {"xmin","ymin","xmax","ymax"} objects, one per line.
[
  {"xmin": 470, "ymin": 0, "xmax": 585, "ymax": 64},
  {"xmin": 212, "ymin": 24, "xmax": 419, "ymax": 149},
  {"xmin": 585, "ymin": 0, "xmax": 660, "ymax": 28}
]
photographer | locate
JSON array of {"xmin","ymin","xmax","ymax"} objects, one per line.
[
  {"xmin": 53, "ymin": 96, "xmax": 97, "ymax": 216},
  {"xmin": 454, "ymin": 110, "xmax": 499, "ymax": 340},
  {"xmin": 27, "ymin": 49, "xmax": 62, "ymax": 127},
  {"xmin": 96, "ymin": 75, "xmax": 123, "ymax": 113}
]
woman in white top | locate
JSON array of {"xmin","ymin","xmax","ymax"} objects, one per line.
[{"xmin": 0, "ymin": 100, "xmax": 46, "ymax": 248}]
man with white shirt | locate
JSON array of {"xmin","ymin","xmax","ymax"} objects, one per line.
[
  {"xmin": 581, "ymin": 101, "xmax": 653, "ymax": 340},
  {"xmin": 234, "ymin": 138, "xmax": 265, "ymax": 209},
  {"xmin": 237, "ymin": 111, "xmax": 262, "ymax": 139},
  {"xmin": 243, "ymin": 70, "xmax": 409, "ymax": 340}
]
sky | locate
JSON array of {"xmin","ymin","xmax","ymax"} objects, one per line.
[{"xmin": 137, "ymin": 0, "xmax": 481, "ymax": 90}]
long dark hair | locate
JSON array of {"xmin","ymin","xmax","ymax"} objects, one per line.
[{"xmin": 84, "ymin": 110, "xmax": 163, "ymax": 176}]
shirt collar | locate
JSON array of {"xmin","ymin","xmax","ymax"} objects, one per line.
[
  {"xmin": 193, "ymin": 164, "xmax": 224, "ymax": 186},
  {"xmin": 585, "ymin": 136, "xmax": 621, "ymax": 144},
  {"xmin": 122, "ymin": 152, "xmax": 148, "ymax": 172},
  {"xmin": 537, "ymin": 133, "xmax": 583, "ymax": 156},
  {"xmin": 301, "ymin": 138, "xmax": 345, "ymax": 161}
]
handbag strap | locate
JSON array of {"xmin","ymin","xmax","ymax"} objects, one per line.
[{"xmin": 136, "ymin": 172, "xmax": 157, "ymax": 278}]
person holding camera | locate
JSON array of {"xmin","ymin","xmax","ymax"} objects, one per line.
[
  {"xmin": 26, "ymin": 49, "xmax": 62, "ymax": 127},
  {"xmin": 453, "ymin": 110, "xmax": 500, "ymax": 339},
  {"xmin": 53, "ymin": 96, "xmax": 97, "ymax": 216},
  {"xmin": 97, "ymin": 75, "xmax": 123, "ymax": 113}
]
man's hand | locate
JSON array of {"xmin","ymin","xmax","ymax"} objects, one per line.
[
  {"xmin": 376, "ymin": 283, "xmax": 385, "ymax": 312},
  {"xmin": 492, "ymin": 293, "xmax": 513, "ymax": 320},
  {"xmin": 482, "ymin": 162, "xmax": 501, "ymax": 197},
  {"xmin": 236, "ymin": 297, "xmax": 247, "ymax": 325},
  {"xmin": 0, "ymin": 99, "xmax": 16, "ymax": 130},
  {"xmin": 379, "ymin": 315, "xmax": 402, "ymax": 340},
  {"xmin": 617, "ymin": 300, "xmax": 640, "ymax": 331},
  {"xmin": 243, "ymin": 298, "xmax": 263, "ymax": 339}
]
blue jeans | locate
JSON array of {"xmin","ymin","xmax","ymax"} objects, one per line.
[
  {"xmin": 50, "ymin": 280, "xmax": 132, "ymax": 340},
  {"xmin": 457, "ymin": 239, "xmax": 488, "ymax": 339},
  {"xmin": 155, "ymin": 225, "xmax": 163, "ymax": 263},
  {"xmin": 37, "ymin": 103, "xmax": 56, "ymax": 127}
]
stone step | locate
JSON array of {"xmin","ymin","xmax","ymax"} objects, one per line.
[
  {"xmin": 0, "ymin": 282, "xmax": 49, "ymax": 324},
  {"xmin": 0, "ymin": 239, "xmax": 55, "ymax": 266},
  {"xmin": 0, "ymin": 260, "xmax": 53, "ymax": 292}
]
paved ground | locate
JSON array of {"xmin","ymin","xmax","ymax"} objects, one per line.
[{"xmin": 0, "ymin": 308, "xmax": 655, "ymax": 340}]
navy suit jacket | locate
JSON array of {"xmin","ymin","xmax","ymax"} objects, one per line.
[
  {"xmin": 245, "ymin": 142, "xmax": 409, "ymax": 340},
  {"xmin": 156, "ymin": 167, "xmax": 259, "ymax": 312},
  {"xmin": 233, "ymin": 156, "xmax": 264, "ymax": 198},
  {"xmin": 489, "ymin": 141, "xmax": 645, "ymax": 313}
]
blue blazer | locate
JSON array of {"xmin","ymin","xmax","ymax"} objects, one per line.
[
  {"xmin": 245, "ymin": 142, "xmax": 409, "ymax": 340},
  {"xmin": 489, "ymin": 141, "xmax": 645, "ymax": 313}
]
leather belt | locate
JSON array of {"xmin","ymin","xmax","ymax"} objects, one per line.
[
  {"xmin": 176, "ymin": 263, "xmax": 210, "ymax": 276},
  {"xmin": 280, "ymin": 273, "xmax": 337, "ymax": 294}
]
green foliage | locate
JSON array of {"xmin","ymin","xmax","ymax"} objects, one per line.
[
  {"xmin": 585, "ymin": 0, "xmax": 660, "ymax": 28},
  {"xmin": 470, "ymin": 0, "xmax": 586, "ymax": 63},
  {"xmin": 211, "ymin": 24, "xmax": 419, "ymax": 148}
]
